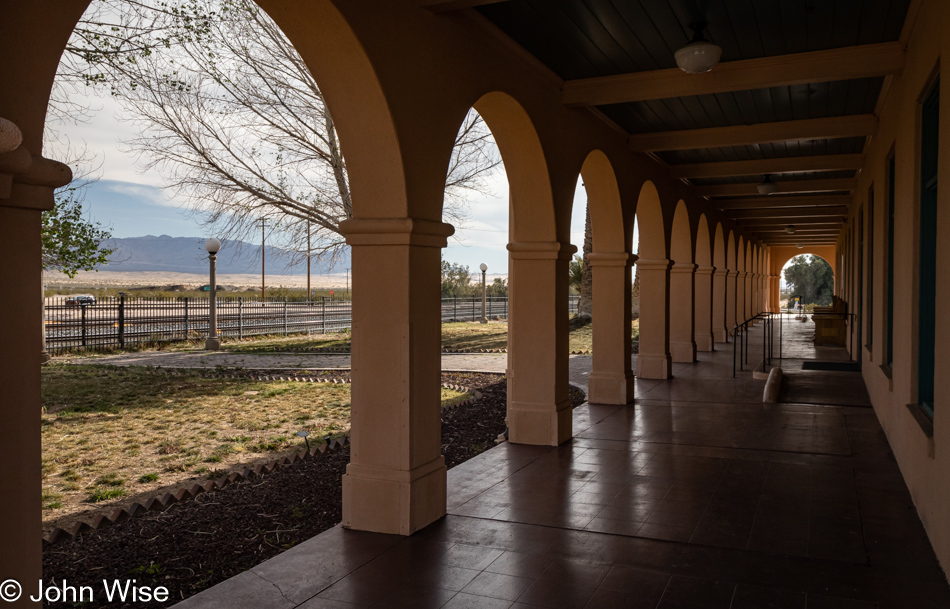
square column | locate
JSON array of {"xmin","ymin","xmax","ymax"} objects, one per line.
[
  {"xmin": 694, "ymin": 266, "xmax": 715, "ymax": 351},
  {"xmin": 746, "ymin": 272, "xmax": 755, "ymax": 318},
  {"xmin": 636, "ymin": 258, "xmax": 672, "ymax": 379},
  {"xmin": 726, "ymin": 269, "xmax": 738, "ymax": 336},
  {"xmin": 587, "ymin": 252, "xmax": 635, "ymax": 405},
  {"xmin": 736, "ymin": 271, "xmax": 747, "ymax": 325},
  {"xmin": 507, "ymin": 241, "xmax": 575, "ymax": 446},
  {"xmin": 713, "ymin": 268, "xmax": 728, "ymax": 343},
  {"xmin": 670, "ymin": 262, "xmax": 697, "ymax": 362},
  {"xmin": 0, "ymin": 149, "xmax": 68, "ymax": 593},
  {"xmin": 340, "ymin": 218, "xmax": 453, "ymax": 536}
]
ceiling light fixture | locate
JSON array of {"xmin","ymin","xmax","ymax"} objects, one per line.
[
  {"xmin": 796, "ymin": 243, "xmax": 805, "ymax": 249},
  {"xmin": 675, "ymin": 22, "xmax": 722, "ymax": 74},
  {"xmin": 785, "ymin": 225, "xmax": 796, "ymax": 234},
  {"xmin": 757, "ymin": 174, "xmax": 778, "ymax": 195}
]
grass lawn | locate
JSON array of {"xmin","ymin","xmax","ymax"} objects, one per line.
[
  {"xmin": 214, "ymin": 319, "xmax": 640, "ymax": 354},
  {"xmin": 40, "ymin": 365, "xmax": 469, "ymax": 520}
]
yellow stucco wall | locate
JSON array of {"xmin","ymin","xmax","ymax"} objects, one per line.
[{"xmin": 845, "ymin": 0, "xmax": 950, "ymax": 574}]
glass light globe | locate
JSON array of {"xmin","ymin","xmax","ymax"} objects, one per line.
[
  {"xmin": 205, "ymin": 238, "xmax": 221, "ymax": 253},
  {"xmin": 674, "ymin": 41, "xmax": 722, "ymax": 74},
  {"xmin": 479, "ymin": 263, "xmax": 488, "ymax": 272}
]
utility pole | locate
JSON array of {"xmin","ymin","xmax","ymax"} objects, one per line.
[
  {"xmin": 261, "ymin": 218, "xmax": 266, "ymax": 300},
  {"xmin": 306, "ymin": 220, "xmax": 312, "ymax": 302}
]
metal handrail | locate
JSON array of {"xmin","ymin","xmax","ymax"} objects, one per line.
[{"xmin": 733, "ymin": 312, "xmax": 774, "ymax": 378}]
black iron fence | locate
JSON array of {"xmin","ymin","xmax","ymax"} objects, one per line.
[{"xmin": 45, "ymin": 295, "xmax": 581, "ymax": 354}]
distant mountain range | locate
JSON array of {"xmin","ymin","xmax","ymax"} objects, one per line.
[{"xmin": 102, "ymin": 235, "xmax": 349, "ymax": 275}]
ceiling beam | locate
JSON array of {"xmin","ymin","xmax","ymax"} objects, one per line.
[
  {"xmin": 749, "ymin": 224, "xmax": 845, "ymax": 232},
  {"xmin": 628, "ymin": 115, "xmax": 878, "ymax": 152},
  {"xmin": 711, "ymin": 195, "xmax": 852, "ymax": 210},
  {"xmin": 698, "ymin": 179, "xmax": 854, "ymax": 197},
  {"xmin": 670, "ymin": 154, "xmax": 864, "ymax": 179},
  {"xmin": 728, "ymin": 205, "xmax": 848, "ymax": 218},
  {"xmin": 421, "ymin": 0, "xmax": 511, "ymax": 11},
  {"xmin": 563, "ymin": 42, "xmax": 904, "ymax": 107},
  {"xmin": 736, "ymin": 216, "xmax": 845, "ymax": 228}
]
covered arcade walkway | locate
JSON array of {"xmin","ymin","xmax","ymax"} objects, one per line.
[{"xmin": 175, "ymin": 319, "xmax": 948, "ymax": 609}]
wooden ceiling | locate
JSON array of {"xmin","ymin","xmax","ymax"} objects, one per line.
[{"xmin": 425, "ymin": 0, "xmax": 918, "ymax": 246}]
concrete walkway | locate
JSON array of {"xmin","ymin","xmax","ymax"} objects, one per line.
[{"xmin": 60, "ymin": 350, "xmax": 605, "ymax": 393}]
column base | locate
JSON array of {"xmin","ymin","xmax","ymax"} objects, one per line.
[
  {"xmin": 508, "ymin": 399, "xmax": 572, "ymax": 446},
  {"xmin": 671, "ymin": 341, "xmax": 696, "ymax": 363},
  {"xmin": 695, "ymin": 333, "xmax": 715, "ymax": 352},
  {"xmin": 342, "ymin": 457, "xmax": 446, "ymax": 536},
  {"xmin": 637, "ymin": 353, "xmax": 672, "ymax": 379},
  {"xmin": 587, "ymin": 372, "xmax": 635, "ymax": 405},
  {"xmin": 714, "ymin": 327, "xmax": 728, "ymax": 343},
  {"xmin": 205, "ymin": 337, "xmax": 222, "ymax": 350}
]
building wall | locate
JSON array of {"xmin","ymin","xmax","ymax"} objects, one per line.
[{"xmin": 846, "ymin": 0, "xmax": 950, "ymax": 573}]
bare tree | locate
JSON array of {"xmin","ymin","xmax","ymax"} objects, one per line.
[{"xmin": 56, "ymin": 0, "xmax": 500, "ymax": 266}]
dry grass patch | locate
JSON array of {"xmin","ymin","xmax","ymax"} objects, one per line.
[{"xmin": 41, "ymin": 365, "xmax": 469, "ymax": 520}]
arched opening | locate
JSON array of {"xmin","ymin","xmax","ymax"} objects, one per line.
[
  {"xmin": 694, "ymin": 214, "xmax": 715, "ymax": 351},
  {"xmin": 4, "ymin": 0, "xmax": 449, "ymax": 589},
  {"xmin": 670, "ymin": 200, "xmax": 696, "ymax": 362},
  {"xmin": 737, "ymin": 236, "xmax": 748, "ymax": 324},
  {"xmin": 713, "ymin": 223, "xmax": 728, "ymax": 343},
  {"xmin": 768, "ymin": 245, "xmax": 836, "ymax": 314},
  {"xmin": 579, "ymin": 150, "xmax": 635, "ymax": 404},
  {"xmin": 468, "ymin": 91, "xmax": 570, "ymax": 446},
  {"xmin": 779, "ymin": 253, "xmax": 836, "ymax": 311},
  {"xmin": 726, "ymin": 231, "xmax": 739, "ymax": 334},
  {"xmin": 634, "ymin": 181, "xmax": 671, "ymax": 379}
]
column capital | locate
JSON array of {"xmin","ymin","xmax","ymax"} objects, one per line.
[
  {"xmin": 586, "ymin": 251, "xmax": 636, "ymax": 267},
  {"xmin": 507, "ymin": 241, "xmax": 576, "ymax": 260},
  {"xmin": 341, "ymin": 217, "xmax": 455, "ymax": 247},
  {"xmin": 636, "ymin": 258, "xmax": 670, "ymax": 271},
  {"xmin": 0, "ymin": 145, "xmax": 71, "ymax": 207},
  {"xmin": 714, "ymin": 268, "xmax": 729, "ymax": 277},
  {"xmin": 696, "ymin": 265, "xmax": 715, "ymax": 275},
  {"xmin": 670, "ymin": 262, "xmax": 697, "ymax": 274}
]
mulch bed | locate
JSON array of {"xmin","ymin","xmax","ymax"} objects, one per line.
[{"xmin": 42, "ymin": 372, "xmax": 586, "ymax": 608}]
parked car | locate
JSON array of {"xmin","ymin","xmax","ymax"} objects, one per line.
[{"xmin": 65, "ymin": 295, "xmax": 97, "ymax": 307}]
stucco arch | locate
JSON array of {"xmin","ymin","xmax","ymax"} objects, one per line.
[
  {"xmin": 669, "ymin": 200, "xmax": 694, "ymax": 362},
  {"xmin": 696, "ymin": 215, "xmax": 712, "ymax": 268},
  {"xmin": 579, "ymin": 150, "xmax": 626, "ymax": 253},
  {"xmin": 635, "ymin": 181, "xmax": 666, "ymax": 260},
  {"xmin": 714, "ymin": 224, "xmax": 726, "ymax": 269},
  {"xmin": 472, "ymin": 92, "xmax": 557, "ymax": 243},
  {"xmin": 670, "ymin": 200, "xmax": 693, "ymax": 264}
]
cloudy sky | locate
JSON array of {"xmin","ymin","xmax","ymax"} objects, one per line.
[{"xmin": 53, "ymin": 89, "xmax": 601, "ymax": 275}]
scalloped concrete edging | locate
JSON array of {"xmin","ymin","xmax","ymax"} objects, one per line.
[
  {"xmin": 42, "ymin": 369, "xmax": 481, "ymax": 546},
  {"xmin": 42, "ymin": 438, "xmax": 350, "ymax": 548}
]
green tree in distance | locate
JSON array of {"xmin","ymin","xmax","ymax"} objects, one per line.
[
  {"xmin": 43, "ymin": 186, "xmax": 114, "ymax": 278},
  {"xmin": 783, "ymin": 255, "xmax": 833, "ymax": 306}
]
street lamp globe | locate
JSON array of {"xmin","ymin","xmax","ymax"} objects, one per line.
[
  {"xmin": 479, "ymin": 263, "xmax": 488, "ymax": 272},
  {"xmin": 205, "ymin": 238, "xmax": 221, "ymax": 253}
]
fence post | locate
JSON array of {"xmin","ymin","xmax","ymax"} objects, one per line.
[
  {"xmin": 81, "ymin": 304, "xmax": 87, "ymax": 347},
  {"xmin": 322, "ymin": 297, "xmax": 327, "ymax": 334},
  {"xmin": 118, "ymin": 294, "xmax": 125, "ymax": 349},
  {"xmin": 453, "ymin": 297, "xmax": 457, "ymax": 321},
  {"xmin": 238, "ymin": 297, "xmax": 244, "ymax": 339},
  {"xmin": 284, "ymin": 297, "xmax": 288, "ymax": 335}
]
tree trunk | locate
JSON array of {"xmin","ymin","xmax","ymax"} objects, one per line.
[{"xmin": 577, "ymin": 202, "xmax": 593, "ymax": 320}]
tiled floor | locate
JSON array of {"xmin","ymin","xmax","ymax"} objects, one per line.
[{"xmin": 173, "ymin": 319, "xmax": 949, "ymax": 609}]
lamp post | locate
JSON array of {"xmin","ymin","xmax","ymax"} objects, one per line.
[
  {"xmin": 479, "ymin": 263, "xmax": 488, "ymax": 324},
  {"xmin": 205, "ymin": 238, "xmax": 222, "ymax": 350}
]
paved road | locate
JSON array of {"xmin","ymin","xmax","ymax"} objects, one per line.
[{"xmin": 60, "ymin": 350, "xmax": 600, "ymax": 391}]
